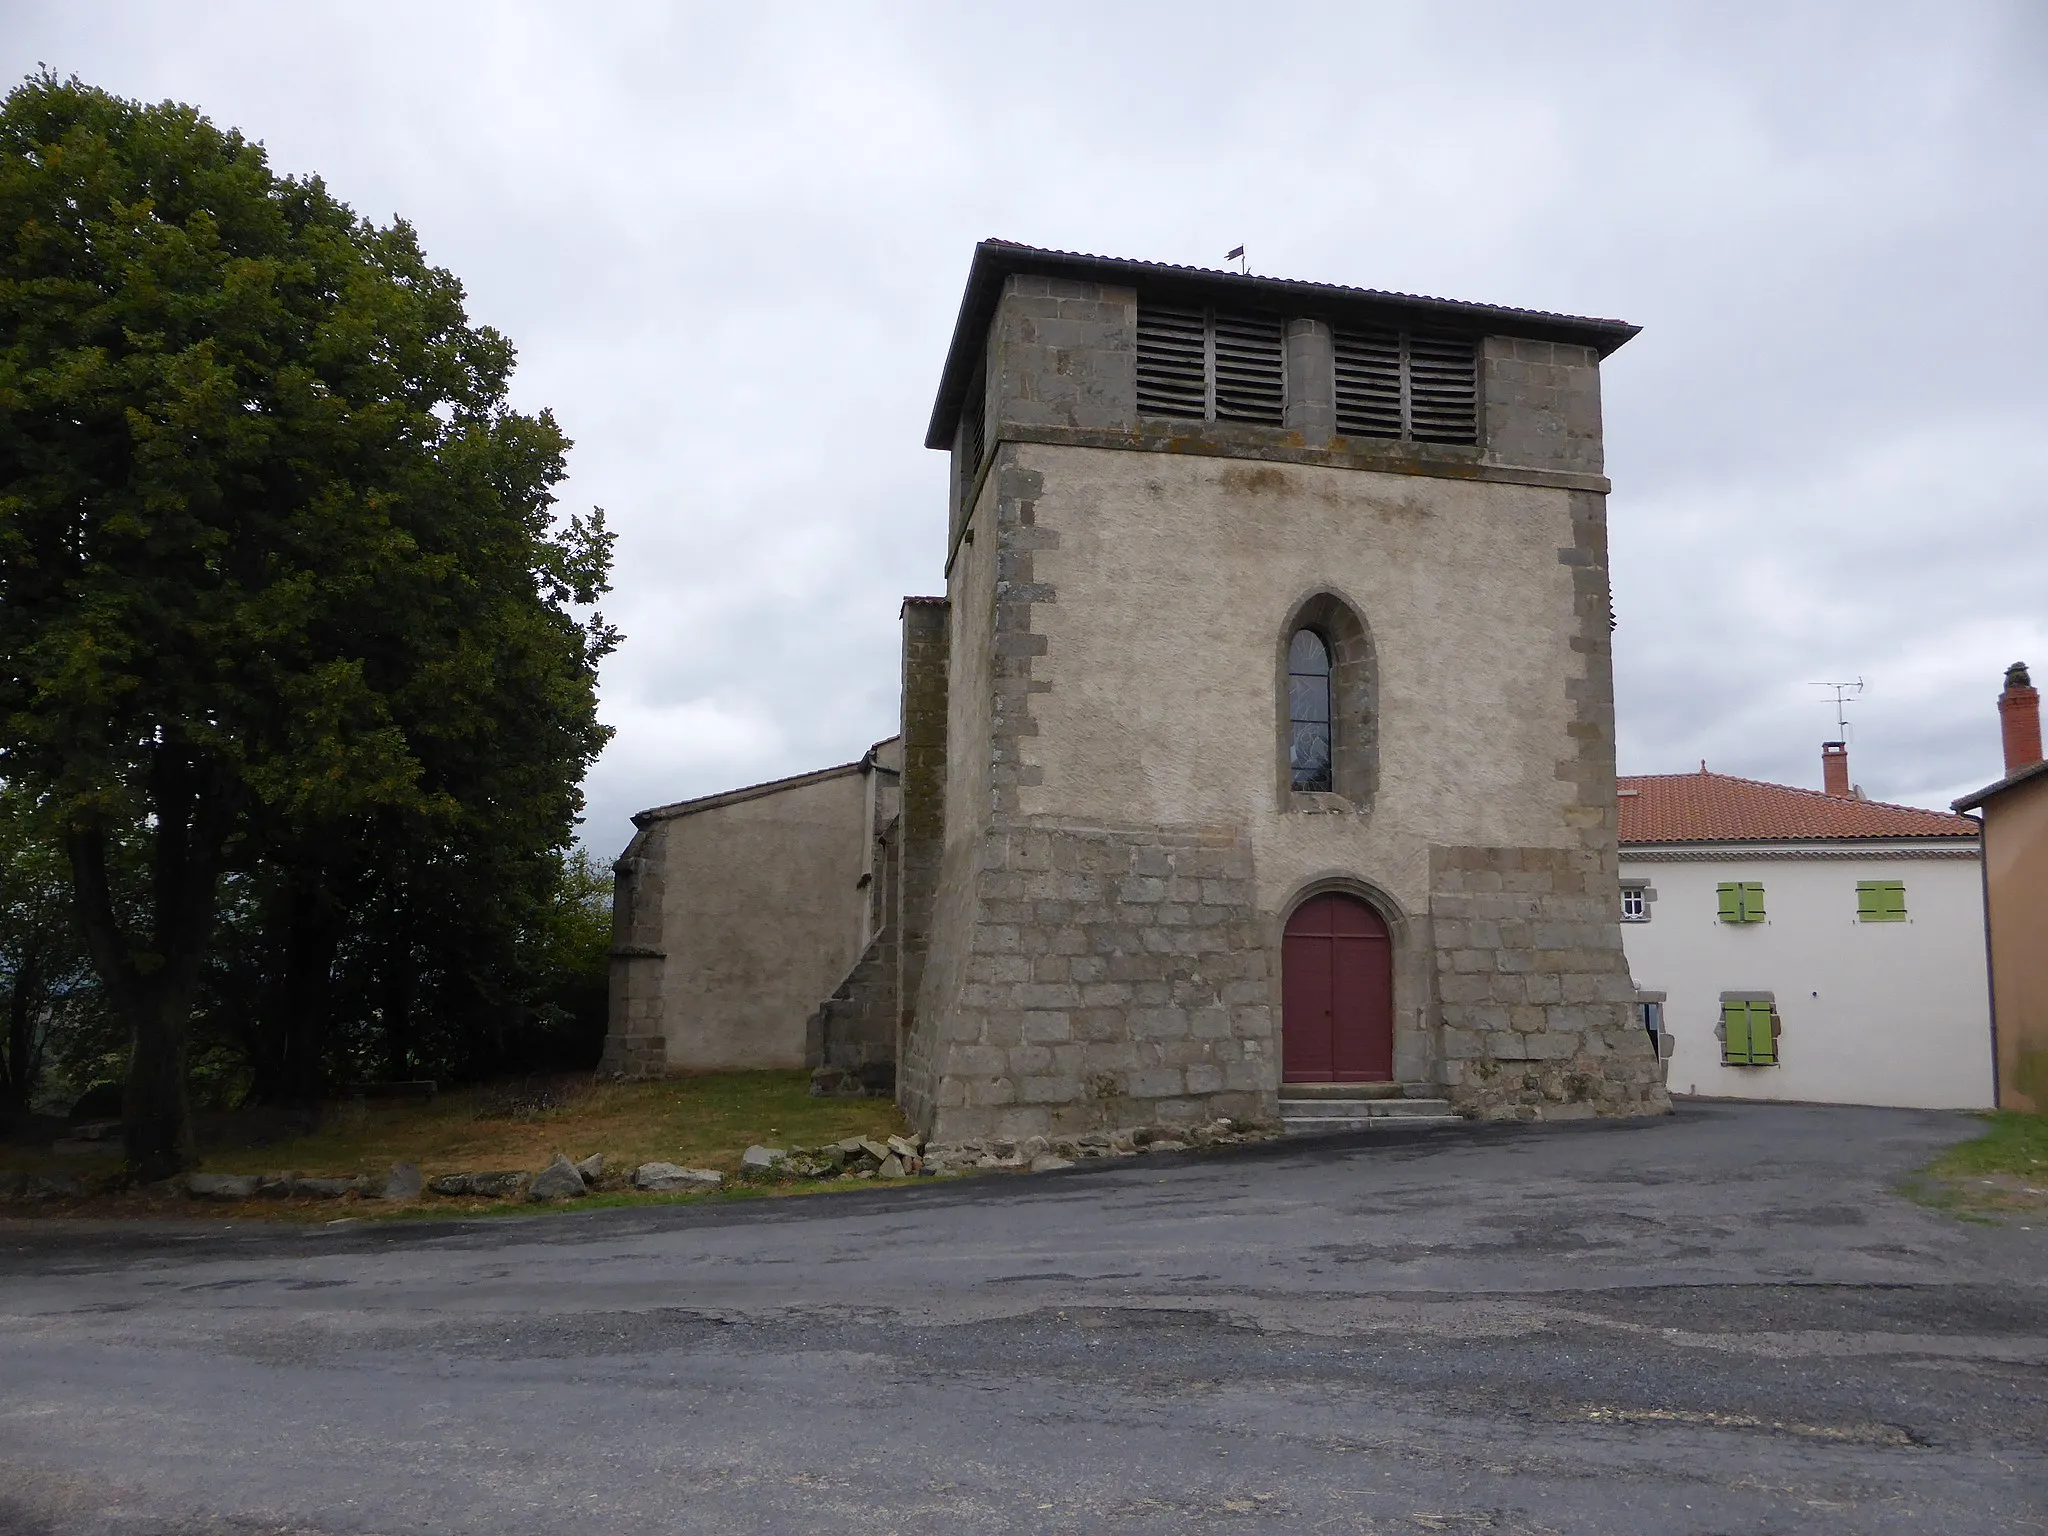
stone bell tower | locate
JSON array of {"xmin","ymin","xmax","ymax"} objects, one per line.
[{"xmin": 893, "ymin": 241, "xmax": 1669, "ymax": 1146}]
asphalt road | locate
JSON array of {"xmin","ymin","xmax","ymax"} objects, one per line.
[{"xmin": 0, "ymin": 1101, "xmax": 2042, "ymax": 1535}]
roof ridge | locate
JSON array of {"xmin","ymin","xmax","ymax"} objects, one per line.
[
  {"xmin": 1616, "ymin": 769, "xmax": 1956, "ymax": 821},
  {"xmin": 979, "ymin": 240, "xmax": 1637, "ymax": 329},
  {"xmin": 633, "ymin": 758, "xmax": 865, "ymax": 825}
]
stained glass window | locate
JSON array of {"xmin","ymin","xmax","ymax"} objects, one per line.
[{"xmin": 1288, "ymin": 628, "xmax": 1333, "ymax": 793}]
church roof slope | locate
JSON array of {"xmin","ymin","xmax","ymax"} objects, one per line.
[
  {"xmin": 1618, "ymin": 770, "xmax": 1979, "ymax": 845},
  {"xmin": 926, "ymin": 240, "xmax": 1642, "ymax": 449}
]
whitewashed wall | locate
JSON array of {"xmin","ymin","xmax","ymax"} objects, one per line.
[{"xmin": 1618, "ymin": 850, "xmax": 1993, "ymax": 1109}]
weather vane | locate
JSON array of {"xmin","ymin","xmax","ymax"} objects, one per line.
[{"xmin": 1808, "ymin": 678, "xmax": 1864, "ymax": 739}]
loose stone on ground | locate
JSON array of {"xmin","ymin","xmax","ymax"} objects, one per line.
[
  {"xmin": 631, "ymin": 1163, "xmax": 724, "ymax": 1192},
  {"xmin": 526, "ymin": 1154, "xmax": 588, "ymax": 1202}
]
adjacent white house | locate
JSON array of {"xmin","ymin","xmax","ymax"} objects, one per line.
[{"xmin": 1618, "ymin": 744, "xmax": 1993, "ymax": 1109}]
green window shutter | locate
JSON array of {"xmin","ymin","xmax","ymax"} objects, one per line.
[
  {"xmin": 1717, "ymin": 883, "xmax": 1742, "ymax": 923},
  {"xmin": 1857, "ymin": 880, "xmax": 1907, "ymax": 922},
  {"xmin": 1751, "ymin": 1003, "xmax": 1779, "ymax": 1065},
  {"xmin": 1883, "ymin": 881, "xmax": 1906, "ymax": 920},
  {"xmin": 1741, "ymin": 882, "xmax": 1766, "ymax": 922},
  {"xmin": 1722, "ymin": 1001, "xmax": 1751, "ymax": 1064}
]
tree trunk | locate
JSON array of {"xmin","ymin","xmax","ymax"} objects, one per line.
[
  {"xmin": 381, "ymin": 887, "xmax": 416, "ymax": 1081},
  {"xmin": 2, "ymin": 944, "xmax": 46, "ymax": 1113},
  {"xmin": 276, "ymin": 866, "xmax": 341, "ymax": 1107},
  {"xmin": 64, "ymin": 744, "xmax": 231, "ymax": 1182}
]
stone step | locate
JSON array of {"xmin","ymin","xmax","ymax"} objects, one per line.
[
  {"xmin": 1280, "ymin": 1097, "xmax": 1462, "ymax": 1134},
  {"xmin": 1282, "ymin": 1113, "xmax": 1466, "ymax": 1134},
  {"xmin": 1281, "ymin": 1096, "xmax": 1455, "ymax": 1118},
  {"xmin": 1279, "ymin": 1080, "xmax": 1412, "ymax": 1100}
]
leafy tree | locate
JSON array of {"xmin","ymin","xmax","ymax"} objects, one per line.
[
  {"xmin": 0, "ymin": 74, "xmax": 616, "ymax": 1178},
  {"xmin": 0, "ymin": 780, "xmax": 100, "ymax": 1117}
]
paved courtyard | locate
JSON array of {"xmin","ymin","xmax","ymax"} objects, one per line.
[{"xmin": 1, "ymin": 1101, "xmax": 2043, "ymax": 1534}]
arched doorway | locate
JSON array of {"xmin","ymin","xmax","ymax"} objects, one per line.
[{"xmin": 1282, "ymin": 892, "xmax": 1394, "ymax": 1082}]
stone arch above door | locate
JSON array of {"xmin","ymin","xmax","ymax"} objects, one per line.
[{"xmin": 1281, "ymin": 889, "xmax": 1395, "ymax": 1083}]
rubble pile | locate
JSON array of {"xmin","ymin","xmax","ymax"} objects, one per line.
[{"xmin": 735, "ymin": 1133, "xmax": 930, "ymax": 1181}]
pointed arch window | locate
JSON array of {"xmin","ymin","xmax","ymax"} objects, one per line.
[
  {"xmin": 1288, "ymin": 629, "xmax": 1333, "ymax": 792},
  {"xmin": 1277, "ymin": 593, "xmax": 1379, "ymax": 811}
]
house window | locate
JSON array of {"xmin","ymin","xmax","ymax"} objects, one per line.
[
  {"xmin": 1333, "ymin": 328, "xmax": 1480, "ymax": 444},
  {"xmin": 1136, "ymin": 304, "xmax": 1285, "ymax": 425},
  {"xmin": 1620, "ymin": 883, "xmax": 1650, "ymax": 922},
  {"xmin": 1856, "ymin": 880, "xmax": 1907, "ymax": 922},
  {"xmin": 1287, "ymin": 629, "xmax": 1333, "ymax": 792},
  {"xmin": 1719, "ymin": 996, "xmax": 1779, "ymax": 1066},
  {"xmin": 1716, "ymin": 881, "xmax": 1766, "ymax": 924}
]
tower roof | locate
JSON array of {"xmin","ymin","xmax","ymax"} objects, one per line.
[{"xmin": 925, "ymin": 240, "xmax": 1642, "ymax": 449}]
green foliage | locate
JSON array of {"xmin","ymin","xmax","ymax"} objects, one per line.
[
  {"xmin": 0, "ymin": 73, "xmax": 618, "ymax": 1174},
  {"xmin": 0, "ymin": 779, "xmax": 109, "ymax": 1114}
]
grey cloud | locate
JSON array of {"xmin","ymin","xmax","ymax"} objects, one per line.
[{"xmin": 5, "ymin": 0, "xmax": 2041, "ymax": 850}]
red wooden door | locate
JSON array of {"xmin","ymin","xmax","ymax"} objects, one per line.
[{"xmin": 1282, "ymin": 893, "xmax": 1393, "ymax": 1082}]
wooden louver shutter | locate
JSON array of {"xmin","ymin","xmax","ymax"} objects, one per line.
[
  {"xmin": 1211, "ymin": 311, "xmax": 1285, "ymax": 424},
  {"xmin": 1333, "ymin": 328, "xmax": 1404, "ymax": 439},
  {"xmin": 1405, "ymin": 332, "xmax": 1479, "ymax": 444},
  {"xmin": 1135, "ymin": 304, "xmax": 1208, "ymax": 419},
  {"xmin": 958, "ymin": 366, "xmax": 986, "ymax": 498}
]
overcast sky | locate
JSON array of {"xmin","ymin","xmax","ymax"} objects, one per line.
[{"xmin": 8, "ymin": 2, "xmax": 2045, "ymax": 848}]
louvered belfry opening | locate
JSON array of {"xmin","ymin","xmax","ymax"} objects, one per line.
[
  {"xmin": 1136, "ymin": 303, "xmax": 1285, "ymax": 426},
  {"xmin": 1135, "ymin": 304, "xmax": 1206, "ymax": 419},
  {"xmin": 1331, "ymin": 328, "xmax": 1403, "ymax": 439},
  {"xmin": 1334, "ymin": 328, "xmax": 1478, "ymax": 445},
  {"xmin": 1212, "ymin": 312, "xmax": 1284, "ymax": 423},
  {"xmin": 957, "ymin": 363, "xmax": 986, "ymax": 505}
]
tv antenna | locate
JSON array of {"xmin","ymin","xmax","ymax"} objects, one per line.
[{"xmin": 1808, "ymin": 678, "xmax": 1864, "ymax": 739}]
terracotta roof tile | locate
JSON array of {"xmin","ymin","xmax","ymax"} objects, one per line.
[{"xmin": 1617, "ymin": 771, "xmax": 1978, "ymax": 844}]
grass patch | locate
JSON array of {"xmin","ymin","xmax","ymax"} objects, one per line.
[
  {"xmin": 196, "ymin": 1071, "xmax": 909, "ymax": 1178},
  {"xmin": 1, "ymin": 1071, "xmax": 914, "ymax": 1219},
  {"xmin": 1907, "ymin": 1112, "xmax": 2048, "ymax": 1220}
]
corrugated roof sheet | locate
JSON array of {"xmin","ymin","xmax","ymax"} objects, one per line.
[{"xmin": 1618, "ymin": 770, "xmax": 1979, "ymax": 844}]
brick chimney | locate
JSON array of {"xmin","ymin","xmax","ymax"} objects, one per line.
[
  {"xmin": 2000, "ymin": 661, "xmax": 2042, "ymax": 774},
  {"xmin": 1821, "ymin": 740, "xmax": 1851, "ymax": 797}
]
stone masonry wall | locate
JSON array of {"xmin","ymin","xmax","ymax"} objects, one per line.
[
  {"xmin": 805, "ymin": 923, "xmax": 898, "ymax": 1098},
  {"xmin": 1430, "ymin": 845, "xmax": 1664, "ymax": 1119},
  {"xmin": 1481, "ymin": 337, "xmax": 1604, "ymax": 478},
  {"xmin": 894, "ymin": 597, "xmax": 950, "ymax": 1125},
  {"xmin": 919, "ymin": 821, "xmax": 1278, "ymax": 1144},
  {"xmin": 598, "ymin": 823, "xmax": 668, "ymax": 1080},
  {"xmin": 908, "ymin": 438, "xmax": 1281, "ymax": 1141},
  {"xmin": 1427, "ymin": 482, "xmax": 1667, "ymax": 1119}
]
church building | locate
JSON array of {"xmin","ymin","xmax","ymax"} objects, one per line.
[{"xmin": 602, "ymin": 241, "xmax": 1671, "ymax": 1143}]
